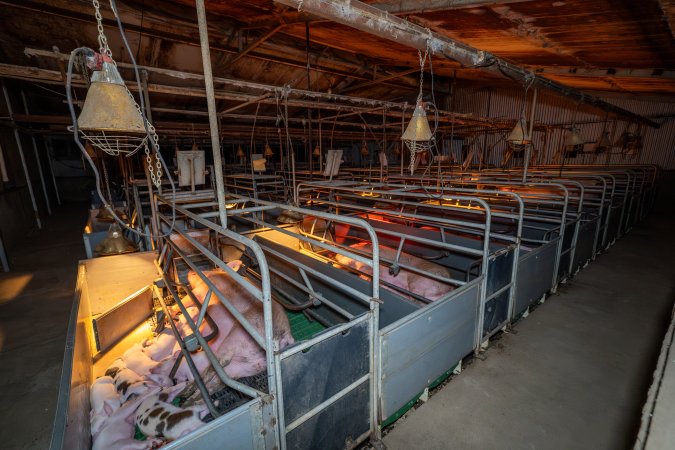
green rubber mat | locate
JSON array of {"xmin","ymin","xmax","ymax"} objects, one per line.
[{"xmin": 286, "ymin": 310, "xmax": 326, "ymax": 341}]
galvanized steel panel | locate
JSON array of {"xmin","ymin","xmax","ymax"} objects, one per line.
[{"xmin": 379, "ymin": 282, "xmax": 480, "ymax": 419}]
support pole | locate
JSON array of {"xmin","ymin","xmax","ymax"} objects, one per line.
[
  {"xmin": 523, "ymin": 88, "xmax": 537, "ymax": 183},
  {"xmin": 0, "ymin": 231, "xmax": 8, "ymax": 272},
  {"xmin": 21, "ymin": 91, "xmax": 51, "ymax": 215},
  {"xmin": 195, "ymin": 0, "xmax": 227, "ymax": 228},
  {"xmin": 0, "ymin": 141, "xmax": 9, "ymax": 183},
  {"xmin": 44, "ymin": 137, "xmax": 61, "ymax": 205},
  {"xmin": 2, "ymin": 81, "xmax": 41, "ymax": 229}
]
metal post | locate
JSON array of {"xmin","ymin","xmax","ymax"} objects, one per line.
[
  {"xmin": 2, "ymin": 81, "xmax": 41, "ymax": 229},
  {"xmin": 21, "ymin": 91, "xmax": 51, "ymax": 215},
  {"xmin": 0, "ymin": 141, "xmax": 9, "ymax": 182},
  {"xmin": 195, "ymin": 0, "xmax": 228, "ymax": 228},
  {"xmin": 0, "ymin": 231, "xmax": 9, "ymax": 272},
  {"xmin": 141, "ymin": 70, "xmax": 154, "ymax": 123},
  {"xmin": 522, "ymin": 88, "xmax": 537, "ymax": 183},
  {"xmin": 44, "ymin": 137, "xmax": 61, "ymax": 205}
]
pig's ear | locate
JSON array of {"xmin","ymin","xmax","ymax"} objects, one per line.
[
  {"xmin": 103, "ymin": 401, "xmax": 114, "ymax": 416},
  {"xmin": 227, "ymin": 260, "xmax": 243, "ymax": 272}
]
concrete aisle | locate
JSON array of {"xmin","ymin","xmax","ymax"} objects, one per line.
[
  {"xmin": 0, "ymin": 205, "xmax": 86, "ymax": 450},
  {"xmin": 383, "ymin": 206, "xmax": 675, "ymax": 450}
]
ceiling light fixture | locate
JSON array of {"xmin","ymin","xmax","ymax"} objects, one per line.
[{"xmin": 402, "ymin": 44, "xmax": 436, "ymax": 174}]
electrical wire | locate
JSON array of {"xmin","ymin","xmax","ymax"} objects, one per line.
[{"xmin": 66, "ymin": 0, "xmax": 177, "ymax": 239}]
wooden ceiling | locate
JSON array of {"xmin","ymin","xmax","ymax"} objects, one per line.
[{"xmin": 0, "ymin": 0, "xmax": 673, "ymax": 138}]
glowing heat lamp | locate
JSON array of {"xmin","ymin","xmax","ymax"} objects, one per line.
[
  {"xmin": 264, "ymin": 142, "xmax": 274, "ymax": 157},
  {"xmin": 236, "ymin": 145, "xmax": 245, "ymax": 164},
  {"xmin": 313, "ymin": 144, "xmax": 321, "ymax": 157},
  {"xmin": 392, "ymin": 143, "xmax": 401, "ymax": 156},
  {"xmin": 77, "ymin": 58, "xmax": 148, "ymax": 156}
]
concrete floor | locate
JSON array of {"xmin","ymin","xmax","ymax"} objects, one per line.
[
  {"xmin": 383, "ymin": 204, "xmax": 675, "ymax": 449},
  {"xmin": 0, "ymin": 204, "xmax": 86, "ymax": 450}
]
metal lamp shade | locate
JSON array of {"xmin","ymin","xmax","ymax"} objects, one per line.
[
  {"xmin": 236, "ymin": 146, "xmax": 245, "ymax": 158},
  {"xmin": 95, "ymin": 223, "xmax": 137, "ymax": 256},
  {"xmin": 77, "ymin": 62, "xmax": 147, "ymax": 156},
  {"xmin": 313, "ymin": 145, "xmax": 321, "ymax": 157},
  {"xmin": 564, "ymin": 128, "xmax": 584, "ymax": 147},
  {"xmin": 401, "ymin": 102, "xmax": 432, "ymax": 142},
  {"xmin": 78, "ymin": 62, "xmax": 145, "ymax": 134},
  {"xmin": 264, "ymin": 143, "xmax": 274, "ymax": 157},
  {"xmin": 507, "ymin": 118, "xmax": 531, "ymax": 146},
  {"xmin": 563, "ymin": 127, "xmax": 584, "ymax": 157},
  {"xmin": 360, "ymin": 143, "xmax": 369, "ymax": 156},
  {"xmin": 595, "ymin": 131, "xmax": 612, "ymax": 153}
]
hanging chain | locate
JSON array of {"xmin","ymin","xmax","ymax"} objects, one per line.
[
  {"xmin": 92, "ymin": 0, "xmax": 113, "ymax": 59},
  {"xmin": 417, "ymin": 43, "xmax": 429, "ymax": 103}
]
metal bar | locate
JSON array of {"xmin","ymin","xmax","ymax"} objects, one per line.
[
  {"xmin": 522, "ymin": 88, "xmax": 537, "ymax": 183},
  {"xmin": 274, "ymin": 0, "xmax": 659, "ymax": 128},
  {"xmin": 151, "ymin": 284, "xmax": 221, "ymax": 418},
  {"xmin": 21, "ymin": 91, "xmax": 51, "ymax": 215},
  {"xmin": 158, "ymin": 269, "xmax": 263, "ymax": 399},
  {"xmin": 286, "ymin": 374, "xmax": 370, "ymax": 433},
  {"xmin": 2, "ymin": 81, "xmax": 41, "ymax": 228},
  {"xmin": 263, "ymin": 263, "xmax": 355, "ymax": 319},
  {"xmin": 0, "ymin": 231, "xmax": 9, "ymax": 272},
  {"xmin": 0, "ymin": 140, "xmax": 9, "ymax": 182},
  {"xmin": 159, "ymin": 225, "xmax": 268, "ymax": 349},
  {"xmin": 195, "ymin": 0, "xmax": 228, "ymax": 229}
]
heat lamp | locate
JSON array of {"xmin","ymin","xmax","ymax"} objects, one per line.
[
  {"xmin": 563, "ymin": 127, "xmax": 584, "ymax": 157},
  {"xmin": 507, "ymin": 116, "xmax": 531, "ymax": 152},
  {"xmin": 264, "ymin": 142, "xmax": 274, "ymax": 157},
  {"xmin": 77, "ymin": 59, "xmax": 148, "ymax": 156}
]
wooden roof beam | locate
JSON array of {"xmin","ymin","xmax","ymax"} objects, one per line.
[{"xmin": 274, "ymin": 0, "xmax": 660, "ymax": 128}]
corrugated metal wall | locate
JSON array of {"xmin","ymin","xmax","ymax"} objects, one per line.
[{"xmin": 452, "ymin": 84, "xmax": 675, "ymax": 169}]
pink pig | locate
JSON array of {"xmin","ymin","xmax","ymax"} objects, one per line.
[
  {"xmin": 334, "ymin": 242, "xmax": 454, "ymax": 301},
  {"xmin": 92, "ymin": 387, "xmax": 162, "ymax": 450},
  {"xmin": 153, "ymin": 261, "xmax": 294, "ymax": 382}
]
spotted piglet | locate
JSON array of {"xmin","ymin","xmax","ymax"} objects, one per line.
[{"xmin": 135, "ymin": 392, "xmax": 207, "ymax": 441}]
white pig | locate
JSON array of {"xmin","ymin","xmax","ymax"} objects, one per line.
[
  {"xmin": 92, "ymin": 387, "xmax": 162, "ymax": 450},
  {"xmin": 123, "ymin": 342, "xmax": 159, "ymax": 376},
  {"xmin": 90, "ymin": 376, "xmax": 120, "ymax": 437},
  {"xmin": 142, "ymin": 330, "xmax": 178, "ymax": 361},
  {"xmin": 135, "ymin": 393, "xmax": 207, "ymax": 441},
  {"xmin": 334, "ymin": 242, "xmax": 454, "ymax": 301}
]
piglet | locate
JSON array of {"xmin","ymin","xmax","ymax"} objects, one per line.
[
  {"xmin": 123, "ymin": 342, "xmax": 160, "ymax": 377},
  {"xmin": 92, "ymin": 387, "xmax": 162, "ymax": 450},
  {"xmin": 114, "ymin": 367, "xmax": 144, "ymax": 398},
  {"xmin": 136, "ymin": 393, "xmax": 207, "ymax": 441},
  {"xmin": 90, "ymin": 376, "xmax": 120, "ymax": 437},
  {"xmin": 142, "ymin": 330, "xmax": 178, "ymax": 362}
]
